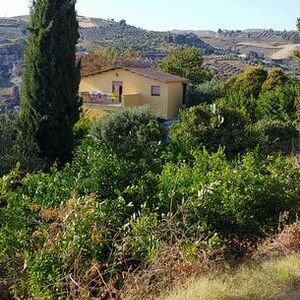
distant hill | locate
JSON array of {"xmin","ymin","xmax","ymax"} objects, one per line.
[
  {"xmin": 77, "ymin": 17, "xmax": 215, "ymax": 54},
  {"xmin": 1, "ymin": 16, "xmax": 300, "ymax": 109},
  {"xmin": 173, "ymin": 28, "xmax": 300, "ymax": 56},
  {"xmin": 0, "ymin": 16, "xmax": 215, "ymax": 54}
]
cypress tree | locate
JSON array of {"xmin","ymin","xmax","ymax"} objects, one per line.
[{"xmin": 20, "ymin": 0, "xmax": 81, "ymax": 164}]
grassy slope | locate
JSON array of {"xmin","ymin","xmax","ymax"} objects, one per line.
[{"xmin": 160, "ymin": 255, "xmax": 300, "ymax": 300}]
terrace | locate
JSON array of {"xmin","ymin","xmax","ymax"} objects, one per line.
[
  {"xmin": 80, "ymin": 91, "xmax": 141, "ymax": 109},
  {"xmin": 80, "ymin": 91, "xmax": 122, "ymax": 108}
]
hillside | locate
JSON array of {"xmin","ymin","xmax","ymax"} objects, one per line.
[
  {"xmin": 174, "ymin": 29, "xmax": 300, "ymax": 60},
  {"xmin": 0, "ymin": 16, "xmax": 215, "ymax": 54},
  {"xmin": 1, "ymin": 16, "xmax": 300, "ymax": 108},
  {"xmin": 77, "ymin": 17, "xmax": 215, "ymax": 54}
]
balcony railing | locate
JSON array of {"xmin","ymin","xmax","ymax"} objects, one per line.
[{"xmin": 80, "ymin": 92, "xmax": 122, "ymax": 106}]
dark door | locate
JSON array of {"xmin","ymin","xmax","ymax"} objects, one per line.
[
  {"xmin": 119, "ymin": 85, "xmax": 123, "ymax": 102},
  {"xmin": 112, "ymin": 81, "xmax": 123, "ymax": 102}
]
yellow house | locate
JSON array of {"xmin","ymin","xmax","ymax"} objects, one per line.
[{"xmin": 79, "ymin": 67, "xmax": 189, "ymax": 119}]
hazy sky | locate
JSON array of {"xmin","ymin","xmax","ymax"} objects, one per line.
[{"xmin": 0, "ymin": 0, "xmax": 299, "ymax": 31}]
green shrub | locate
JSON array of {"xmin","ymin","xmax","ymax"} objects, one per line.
[
  {"xmin": 73, "ymin": 117, "xmax": 94, "ymax": 146},
  {"xmin": 218, "ymin": 82, "xmax": 300, "ymax": 124},
  {"xmin": 216, "ymin": 91, "xmax": 258, "ymax": 121},
  {"xmin": 187, "ymin": 79, "xmax": 225, "ymax": 106},
  {"xmin": 0, "ymin": 114, "xmax": 43, "ymax": 176},
  {"xmin": 170, "ymin": 104, "xmax": 254, "ymax": 159},
  {"xmin": 0, "ymin": 114, "xmax": 18, "ymax": 176},
  {"xmin": 226, "ymin": 67, "xmax": 268, "ymax": 98},
  {"xmin": 253, "ymin": 119, "xmax": 299, "ymax": 155},
  {"xmin": 256, "ymin": 84, "xmax": 300, "ymax": 122},
  {"xmin": 261, "ymin": 68, "xmax": 290, "ymax": 94},
  {"xmin": 0, "ymin": 142, "xmax": 162, "ymax": 298},
  {"xmin": 159, "ymin": 150, "xmax": 300, "ymax": 237},
  {"xmin": 90, "ymin": 106, "xmax": 165, "ymax": 160}
]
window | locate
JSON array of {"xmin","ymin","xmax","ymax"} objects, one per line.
[{"xmin": 151, "ymin": 85, "xmax": 161, "ymax": 96}]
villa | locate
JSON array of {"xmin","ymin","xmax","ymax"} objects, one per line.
[{"xmin": 79, "ymin": 67, "xmax": 189, "ymax": 119}]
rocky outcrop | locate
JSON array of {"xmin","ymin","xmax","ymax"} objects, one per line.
[{"xmin": 0, "ymin": 43, "xmax": 22, "ymax": 107}]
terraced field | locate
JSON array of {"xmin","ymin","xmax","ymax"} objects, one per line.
[
  {"xmin": 79, "ymin": 17, "xmax": 215, "ymax": 54},
  {"xmin": 204, "ymin": 56, "xmax": 250, "ymax": 80},
  {"xmin": 195, "ymin": 29, "xmax": 300, "ymax": 60}
]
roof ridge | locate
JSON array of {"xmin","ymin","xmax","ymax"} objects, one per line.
[{"xmin": 82, "ymin": 66, "xmax": 189, "ymax": 83}]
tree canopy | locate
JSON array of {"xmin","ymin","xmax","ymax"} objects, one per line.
[
  {"xmin": 79, "ymin": 47, "xmax": 148, "ymax": 76},
  {"xmin": 226, "ymin": 67, "xmax": 268, "ymax": 98},
  {"xmin": 159, "ymin": 46, "xmax": 212, "ymax": 85}
]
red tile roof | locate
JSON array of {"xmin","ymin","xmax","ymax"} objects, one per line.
[{"xmin": 82, "ymin": 67, "xmax": 189, "ymax": 83}]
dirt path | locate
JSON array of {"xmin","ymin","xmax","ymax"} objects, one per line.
[
  {"xmin": 237, "ymin": 41, "xmax": 300, "ymax": 60},
  {"xmin": 270, "ymin": 44, "xmax": 300, "ymax": 60}
]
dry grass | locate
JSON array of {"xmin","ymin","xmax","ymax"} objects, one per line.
[
  {"xmin": 258, "ymin": 219, "xmax": 300, "ymax": 257},
  {"xmin": 120, "ymin": 245, "xmax": 227, "ymax": 300},
  {"xmin": 160, "ymin": 255, "xmax": 300, "ymax": 300},
  {"xmin": 160, "ymin": 221, "xmax": 300, "ymax": 300}
]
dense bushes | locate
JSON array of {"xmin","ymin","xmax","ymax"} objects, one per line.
[
  {"xmin": 187, "ymin": 79, "xmax": 225, "ymax": 106},
  {"xmin": 221, "ymin": 81, "xmax": 300, "ymax": 123},
  {"xmin": 92, "ymin": 107, "xmax": 163, "ymax": 147},
  {"xmin": 226, "ymin": 67, "xmax": 268, "ymax": 98},
  {"xmin": 159, "ymin": 150, "xmax": 300, "ymax": 237},
  {"xmin": 213, "ymin": 76, "xmax": 300, "ymax": 157},
  {"xmin": 256, "ymin": 84, "xmax": 300, "ymax": 122},
  {"xmin": 170, "ymin": 104, "xmax": 254, "ymax": 158},
  {"xmin": 254, "ymin": 119, "xmax": 299, "ymax": 154},
  {"xmin": 1, "ymin": 139, "xmax": 299, "ymax": 298},
  {"xmin": 0, "ymin": 115, "xmax": 43, "ymax": 177},
  {"xmin": 261, "ymin": 68, "xmax": 290, "ymax": 93},
  {"xmin": 0, "ymin": 115, "xmax": 17, "ymax": 176}
]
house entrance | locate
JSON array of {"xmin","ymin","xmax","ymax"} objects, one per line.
[{"xmin": 112, "ymin": 81, "xmax": 123, "ymax": 102}]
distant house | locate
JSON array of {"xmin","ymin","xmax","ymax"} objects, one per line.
[{"xmin": 79, "ymin": 67, "xmax": 189, "ymax": 119}]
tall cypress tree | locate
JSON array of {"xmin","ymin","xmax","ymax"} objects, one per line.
[{"xmin": 20, "ymin": 0, "xmax": 81, "ymax": 164}]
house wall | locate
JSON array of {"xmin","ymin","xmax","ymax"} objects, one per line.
[
  {"xmin": 82, "ymin": 104, "xmax": 119, "ymax": 118},
  {"xmin": 79, "ymin": 68, "xmax": 183, "ymax": 119},
  {"xmin": 122, "ymin": 94, "xmax": 141, "ymax": 107},
  {"xmin": 166, "ymin": 82, "xmax": 184, "ymax": 119}
]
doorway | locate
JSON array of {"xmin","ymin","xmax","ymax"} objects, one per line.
[{"xmin": 112, "ymin": 81, "xmax": 123, "ymax": 102}]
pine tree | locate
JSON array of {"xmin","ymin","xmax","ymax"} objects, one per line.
[{"xmin": 20, "ymin": 0, "xmax": 81, "ymax": 164}]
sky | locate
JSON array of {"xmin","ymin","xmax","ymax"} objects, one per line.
[{"xmin": 0, "ymin": 0, "xmax": 299, "ymax": 31}]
